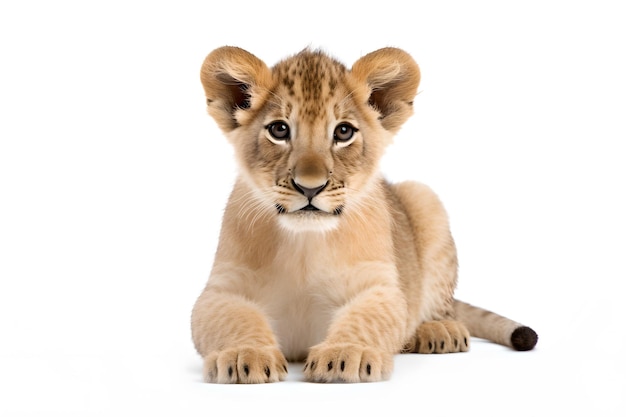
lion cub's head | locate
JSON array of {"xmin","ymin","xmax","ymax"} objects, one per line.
[{"xmin": 201, "ymin": 47, "xmax": 420, "ymax": 232}]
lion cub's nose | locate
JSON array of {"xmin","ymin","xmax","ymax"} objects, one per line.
[{"xmin": 292, "ymin": 179, "xmax": 328, "ymax": 200}]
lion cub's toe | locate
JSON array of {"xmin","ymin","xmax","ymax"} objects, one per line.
[
  {"xmin": 304, "ymin": 343, "xmax": 393, "ymax": 383},
  {"xmin": 203, "ymin": 346, "xmax": 288, "ymax": 384},
  {"xmin": 404, "ymin": 320, "xmax": 470, "ymax": 354}
]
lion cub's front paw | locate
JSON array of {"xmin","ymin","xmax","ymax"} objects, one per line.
[
  {"xmin": 203, "ymin": 346, "xmax": 288, "ymax": 384},
  {"xmin": 404, "ymin": 320, "xmax": 470, "ymax": 354},
  {"xmin": 304, "ymin": 343, "xmax": 393, "ymax": 383}
]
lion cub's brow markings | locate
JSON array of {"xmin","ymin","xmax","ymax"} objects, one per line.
[{"xmin": 274, "ymin": 52, "xmax": 345, "ymax": 123}]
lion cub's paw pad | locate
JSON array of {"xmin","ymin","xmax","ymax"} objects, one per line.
[
  {"xmin": 303, "ymin": 343, "xmax": 393, "ymax": 383},
  {"xmin": 203, "ymin": 346, "xmax": 288, "ymax": 384},
  {"xmin": 405, "ymin": 320, "xmax": 470, "ymax": 354}
]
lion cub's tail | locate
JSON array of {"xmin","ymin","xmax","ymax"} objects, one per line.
[{"xmin": 453, "ymin": 300, "xmax": 538, "ymax": 351}]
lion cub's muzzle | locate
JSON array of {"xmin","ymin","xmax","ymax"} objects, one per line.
[
  {"xmin": 292, "ymin": 179, "xmax": 328, "ymax": 211},
  {"xmin": 274, "ymin": 178, "xmax": 344, "ymax": 218}
]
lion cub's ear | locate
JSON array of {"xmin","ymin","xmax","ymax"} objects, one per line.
[
  {"xmin": 351, "ymin": 48, "xmax": 420, "ymax": 133},
  {"xmin": 200, "ymin": 46, "xmax": 272, "ymax": 132}
]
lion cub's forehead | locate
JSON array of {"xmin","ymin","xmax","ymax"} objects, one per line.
[{"xmin": 271, "ymin": 50, "xmax": 351, "ymax": 122}]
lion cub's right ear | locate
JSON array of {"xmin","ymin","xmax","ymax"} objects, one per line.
[{"xmin": 200, "ymin": 46, "xmax": 272, "ymax": 132}]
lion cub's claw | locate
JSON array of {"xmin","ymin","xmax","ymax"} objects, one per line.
[
  {"xmin": 404, "ymin": 320, "xmax": 470, "ymax": 354},
  {"xmin": 304, "ymin": 343, "xmax": 393, "ymax": 383},
  {"xmin": 203, "ymin": 346, "xmax": 288, "ymax": 384}
]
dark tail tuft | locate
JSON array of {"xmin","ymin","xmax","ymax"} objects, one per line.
[{"xmin": 510, "ymin": 326, "xmax": 538, "ymax": 351}]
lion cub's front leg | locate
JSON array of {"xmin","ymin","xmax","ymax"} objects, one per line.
[
  {"xmin": 191, "ymin": 289, "xmax": 288, "ymax": 384},
  {"xmin": 303, "ymin": 285, "xmax": 408, "ymax": 383}
]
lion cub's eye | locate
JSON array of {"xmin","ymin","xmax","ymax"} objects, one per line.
[
  {"xmin": 266, "ymin": 121, "xmax": 291, "ymax": 141},
  {"xmin": 334, "ymin": 123, "xmax": 358, "ymax": 145}
]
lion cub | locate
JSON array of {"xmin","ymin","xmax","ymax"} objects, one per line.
[{"xmin": 191, "ymin": 46, "xmax": 537, "ymax": 383}]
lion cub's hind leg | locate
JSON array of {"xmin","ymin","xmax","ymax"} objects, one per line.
[{"xmin": 403, "ymin": 320, "xmax": 470, "ymax": 354}]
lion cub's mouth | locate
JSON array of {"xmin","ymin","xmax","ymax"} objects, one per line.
[
  {"xmin": 275, "ymin": 203, "xmax": 343, "ymax": 216},
  {"xmin": 300, "ymin": 204, "xmax": 320, "ymax": 212},
  {"xmin": 274, "ymin": 202, "xmax": 344, "ymax": 233}
]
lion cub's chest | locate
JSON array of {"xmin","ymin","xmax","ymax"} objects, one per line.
[{"xmin": 253, "ymin": 237, "xmax": 340, "ymax": 361}]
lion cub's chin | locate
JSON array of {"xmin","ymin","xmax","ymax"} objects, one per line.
[{"xmin": 277, "ymin": 212, "xmax": 340, "ymax": 233}]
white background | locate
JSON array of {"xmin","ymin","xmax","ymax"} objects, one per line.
[{"xmin": 1, "ymin": 0, "xmax": 625, "ymax": 415}]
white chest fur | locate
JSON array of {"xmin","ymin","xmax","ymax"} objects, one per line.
[
  {"xmin": 245, "ymin": 228, "xmax": 400, "ymax": 361},
  {"xmin": 252, "ymin": 234, "xmax": 338, "ymax": 361}
]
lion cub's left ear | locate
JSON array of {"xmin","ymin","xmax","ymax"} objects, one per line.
[
  {"xmin": 351, "ymin": 48, "xmax": 420, "ymax": 133},
  {"xmin": 200, "ymin": 46, "xmax": 272, "ymax": 132}
]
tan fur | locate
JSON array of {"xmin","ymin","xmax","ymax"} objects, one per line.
[{"xmin": 191, "ymin": 46, "xmax": 537, "ymax": 384}]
